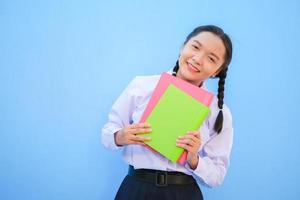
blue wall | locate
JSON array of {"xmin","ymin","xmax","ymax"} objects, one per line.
[{"xmin": 1, "ymin": 0, "xmax": 300, "ymax": 199}]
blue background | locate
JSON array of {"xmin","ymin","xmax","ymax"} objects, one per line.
[{"xmin": 1, "ymin": 0, "xmax": 300, "ymax": 199}]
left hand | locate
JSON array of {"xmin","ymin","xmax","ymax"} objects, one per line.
[{"xmin": 176, "ymin": 131, "xmax": 201, "ymax": 169}]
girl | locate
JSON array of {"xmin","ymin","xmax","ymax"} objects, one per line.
[{"xmin": 102, "ymin": 25, "xmax": 233, "ymax": 200}]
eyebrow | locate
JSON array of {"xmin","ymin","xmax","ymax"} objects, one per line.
[{"xmin": 192, "ymin": 40, "xmax": 220, "ymax": 61}]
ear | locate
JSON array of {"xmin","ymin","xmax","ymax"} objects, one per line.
[
  {"xmin": 179, "ymin": 45, "xmax": 184, "ymax": 54},
  {"xmin": 212, "ymin": 66, "xmax": 223, "ymax": 77}
]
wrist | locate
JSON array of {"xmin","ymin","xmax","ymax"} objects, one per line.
[
  {"xmin": 188, "ymin": 154, "xmax": 199, "ymax": 170},
  {"xmin": 114, "ymin": 131, "xmax": 122, "ymax": 146}
]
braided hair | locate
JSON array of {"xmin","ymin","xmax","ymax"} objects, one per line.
[{"xmin": 172, "ymin": 25, "xmax": 232, "ymax": 134}]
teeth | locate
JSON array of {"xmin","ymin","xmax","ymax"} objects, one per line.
[{"xmin": 188, "ymin": 62, "xmax": 199, "ymax": 72}]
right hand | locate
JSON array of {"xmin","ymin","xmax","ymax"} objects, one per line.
[{"xmin": 114, "ymin": 122, "xmax": 152, "ymax": 146}]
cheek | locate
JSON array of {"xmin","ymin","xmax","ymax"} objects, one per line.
[
  {"xmin": 178, "ymin": 58, "xmax": 187, "ymax": 71},
  {"xmin": 205, "ymin": 67, "xmax": 219, "ymax": 77},
  {"xmin": 179, "ymin": 49, "xmax": 192, "ymax": 62},
  {"xmin": 178, "ymin": 54, "xmax": 187, "ymax": 63}
]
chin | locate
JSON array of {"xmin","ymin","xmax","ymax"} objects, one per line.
[
  {"xmin": 177, "ymin": 69, "xmax": 195, "ymax": 83},
  {"xmin": 178, "ymin": 66, "xmax": 205, "ymax": 86},
  {"xmin": 181, "ymin": 65, "xmax": 197, "ymax": 79}
]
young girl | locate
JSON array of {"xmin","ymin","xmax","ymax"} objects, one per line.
[{"xmin": 102, "ymin": 25, "xmax": 233, "ymax": 200}]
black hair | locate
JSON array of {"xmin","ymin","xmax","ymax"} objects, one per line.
[{"xmin": 172, "ymin": 25, "xmax": 233, "ymax": 134}]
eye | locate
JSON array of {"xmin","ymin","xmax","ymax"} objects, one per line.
[
  {"xmin": 208, "ymin": 57, "xmax": 215, "ymax": 63},
  {"xmin": 192, "ymin": 45, "xmax": 199, "ymax": 50}
]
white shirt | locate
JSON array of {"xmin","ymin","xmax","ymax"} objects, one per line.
[{"xmin": 101, "ymin": 71, "xmax": 234, "ymax": 188}]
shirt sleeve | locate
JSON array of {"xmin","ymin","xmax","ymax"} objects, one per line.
[
  {"xmin": 101, "ymin": 77, "xmax": 139, "ymax": 150},
  {"xmin": 185, "ymin": 106, "xmax": 234, "ymax": 188}
]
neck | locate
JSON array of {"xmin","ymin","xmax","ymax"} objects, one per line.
[{"xmin": 175, "ymin": 73, "xmax": 203, "ymax": 87}]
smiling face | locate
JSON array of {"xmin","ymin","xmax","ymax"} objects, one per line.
[{"xmin": 177, "ymin": 31, "xmax": 226, "ymax": 86}]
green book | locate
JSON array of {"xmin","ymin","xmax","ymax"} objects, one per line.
[{"xmin": 142, "ymin": 84, "xmax": 211, "ymax": 163}]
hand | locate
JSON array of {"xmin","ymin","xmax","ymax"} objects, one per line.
[
  {"xmin": 176, "ymin": 131, "xmax": 201, "ymax": 169},
  {"xmin": 114, "ymin": 122, "xmax": 152, "ymax": 146}
]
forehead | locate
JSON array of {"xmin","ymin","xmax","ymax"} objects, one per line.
[{"xmin": 189, "ymin": 31, "xmax": 226, "ymax": 58}]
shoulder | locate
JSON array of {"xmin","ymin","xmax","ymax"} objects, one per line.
[
  {"xmin": 126, "ymin": 74, "xmax": 161, "ymax": 93},
  {"xmin": 121, "ymin": 74, "xmax": 161, "ymax": 104},
  {"xmin": 131, "ymin": 74, "xmax": 161, "ymax": 86}
]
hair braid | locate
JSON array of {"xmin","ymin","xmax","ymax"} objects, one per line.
[
  {"xmin": 214, "ymin": 67, "xmax": 228, "ymax": 133},
  {"xmin": 172, "ymin": 60, "xmax": 179, "ymax": 76}
]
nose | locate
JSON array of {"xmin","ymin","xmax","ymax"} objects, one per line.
[{"xmin": 192, "ymin": 52, "xmax": 205, "ymax": 66}]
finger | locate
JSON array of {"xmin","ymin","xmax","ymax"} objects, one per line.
[
  {"xmin": 131, "ymin": 135, "xmax": 152, "ymax": 142},
  {"xmin": 129, "ymin": 141, "xmax": 145, "ymax": 145},
  {"xmin": 177, "ymin": 135, "xmax": 201, "ymax": 148},
  {"xmin": 176, "ymin": 138, "xmax": 196, "ymax": 147},
  {"xmin": 130, "ymin": 128, "xmax": 152, "ymax": 135},
  {"xmin": 176, "ymin": 140, "xmax": 200, "ymax": 154},
  {"xmin": 179, "ymin": 134, "xmax": 198, "ymax": 140},
  {"xmin": 176, "ymin": 142, "xmax": 192, "ymax": 152},
  {"xmin": 178, "ymin": 135, "xmax": 199, "ymax": 143},
  {"xmin": 129, "ymin": 123, "xmax": 151, "ymax": 129},
  {"xmin": 187, "ymin": 131, "xmax": 201, "ymax": 138}
]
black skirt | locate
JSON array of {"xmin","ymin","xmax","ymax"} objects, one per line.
[{"xmin": 115, "ymin": 175, "xmax": 204, "ymax": 200}]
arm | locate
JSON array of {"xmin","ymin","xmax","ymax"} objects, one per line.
[
  {"xmin": 101, "ymin": 77, "xmax": 152, "ymax": 149},
  {"xmin": 178, "ymin": 106, "xmax": 233, "ymax": 187},
  {"xmin": 101, "ymin": 78, "xmax": 138, "ymax": 150}
]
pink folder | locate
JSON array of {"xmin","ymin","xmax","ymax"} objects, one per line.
[{"xmin": 139, "ymin": 72, "xmax": 214, "ymax": 164}]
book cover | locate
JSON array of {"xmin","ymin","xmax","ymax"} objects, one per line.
[
  {"xmin": 141, "ymin": 84, "xmax": 211, "ymax": 163},
  {"xmin": 139, "ymin": 72, "xmax": 214, "ymax": 164}
]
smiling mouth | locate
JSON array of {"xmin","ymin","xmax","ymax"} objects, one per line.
[{"xmin": 187, "ymin": 62, "xmax": 200, "ymax": 72}]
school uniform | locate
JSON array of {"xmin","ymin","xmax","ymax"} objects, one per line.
[{"xmin": 101, "ymin": 70, "xmax": 233, "ymax": 199}]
